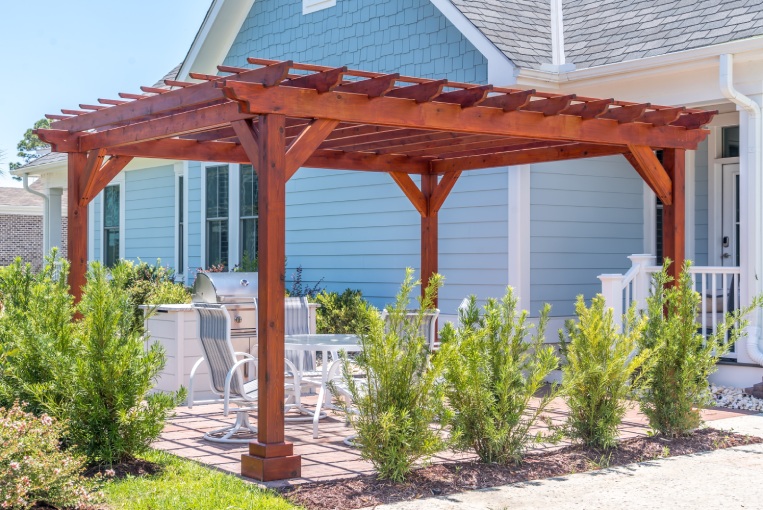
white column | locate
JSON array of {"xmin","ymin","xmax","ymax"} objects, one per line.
[
  {"xmin": 47, "ymin": 188, "xmax": 63, "ymax": 253},
  {"xmin": 508, "ymin": 164, "xmax": 531, "ymax": 311},
  {"xmin": 738, "ymin": 94, "xmax": 763, "ymax": 364}
]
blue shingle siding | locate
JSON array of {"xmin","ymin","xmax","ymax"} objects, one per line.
[
  {"xmin": 220, "ymin": 0, "xmax": 497, "ymax": 312},
  {"xmin": 224, "ymin": 0, "xmax": 488, "ymax": 82},
  {"xmin": 694, "ymin": 140, "xmax": 709, "ymax": 266},
  {"xmin": 124, "ymin": 165, "xmax": 175, "ymax": 265},
  {"xmin": 530, "ymin": 156, "xmax": 644, "ymax": 316}
]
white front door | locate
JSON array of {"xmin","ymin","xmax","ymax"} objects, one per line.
[{"xmin": 721, "ymin": 164, "xmax": 740, "ymax": 267}]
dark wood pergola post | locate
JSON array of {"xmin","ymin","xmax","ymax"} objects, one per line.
[
  {"xmin": 67, "ymin": 153, "xmax": 89, "ymax": 302},
  {"xmin": 38, "ymin": 57, "xmax": 714, "ymax": 482},
  {"xmin": 241, "ymin": 113, "xmax": 301, "ymax": 481},
  {"xmin": 421, "ymin": 173, "xmax": 438, "ymax": 301},
  {"xmin": 662, "ymin": 148, "xmax": 686, "ymax": 281}
]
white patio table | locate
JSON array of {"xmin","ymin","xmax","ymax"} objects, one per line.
[{"xmin": 283, "ymin": 333, "xmax": 361, "ymax": 421}]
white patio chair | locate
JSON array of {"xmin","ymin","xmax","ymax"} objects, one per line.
[
  {"xmin": 254, "ymin": 296, "xmax": 325, "ymax": 421},
  {"xmin": 189, "ymin": 304, "xmax": 258, "ymax": 443},
  {"xmin": 380, "ymin": 308, "xmax": 440, "ymax": 351}
]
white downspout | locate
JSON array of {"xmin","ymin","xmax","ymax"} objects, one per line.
[
  {"xmin": 22, "ymin": 173, "xmax": 49, "ymax": 255},
  {"xmin": 719, "ymin": 53, "xmax": 763, "ymax": 366}
]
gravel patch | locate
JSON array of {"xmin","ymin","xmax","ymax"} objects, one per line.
[{"xmin": 710, "ymin": 384, "xmax": 763, "ymax": 412}]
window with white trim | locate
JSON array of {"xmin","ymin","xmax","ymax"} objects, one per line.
[
  {"xmin": 103, "ymin": 185, "xmax": 120, "ymax": 267},
  {"xmin": 303, "ymin": 0, "xmax": 336, "ymax": 15},
  {"xmin": 205, "ymin": 165, "xmax": 229, "ymax": 269}
]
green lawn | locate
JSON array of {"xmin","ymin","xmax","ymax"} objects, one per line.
[{"xmin": 103, "ymin": 449, "xmax": 297, "ymax": 510}]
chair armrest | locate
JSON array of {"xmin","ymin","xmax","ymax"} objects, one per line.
[
  {"xmin": 187, "ymin": 357, "xmax": 206, "ymax": 409},
  {"xmin": 223, "ymin": 357, "xmax": 258, "ymax": 416}
]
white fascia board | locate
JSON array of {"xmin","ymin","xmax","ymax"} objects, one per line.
[
  {"xmin": 178, "ymin": 0, "xmax": 256, "ymax": 80},
  {"xmin": 517, "ymin": 36, "xmax": 763, "ymax": 90},
  {"xmin": 429, "ymin": 0, "xmax": 516, "ymax": 86},
  {"xmin": 0, "ymin": 205, "xmax": 43, "ymax": 216}
]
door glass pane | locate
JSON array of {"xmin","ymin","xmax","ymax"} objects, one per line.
[
  {"xmin": 736, "ymin": 173, "xmax": 740, "ymax": 266},
  {"xmin": 240, "ymin": 218, "xmax": 257, "ymax": 264},
  {"xmin": 240, "ymin": 165, "xmax": 258, "ymax": 217},
  {"xmin": 104, "ymin": 230, "xmax": 119, "ymax": 267},
  {"xmin": 206, "ymin": 165, "xmax": 229, "ymax": 218},
  {"xmin": 722, "ymin": 126, "xmax": 739, "ymax": 158},
  {"xmin": 104, "ymin": 186, "xmax": 119, "ymax": 228}
]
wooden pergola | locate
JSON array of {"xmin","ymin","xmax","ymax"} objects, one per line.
[{"xmin": 38, "ymin": 58, "xmax": 713, "ymax": 481}]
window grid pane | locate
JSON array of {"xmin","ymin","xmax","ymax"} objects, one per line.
[
  {"xmin": 206, "ymin": 166, "xmax": 229, "ymax": 269},
  {"xmin": 103, "ymin": 185, "xmax": 120, "ymax": 268},
  {"xmin": 239, "ymin": 164, "xmax": 259, "ymax": 263}
]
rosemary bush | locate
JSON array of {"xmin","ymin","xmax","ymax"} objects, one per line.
[
  {"xmin": 339, "ymin": 269, "xmax": 447, "ymax": 481},
  {"xmin": 441, "ymin": 290, "xmax": 559, "ymax": 464},
  {"xmin": 315, "ymin": 288, "xmax": 374, "ymax": 335},
  {"xmin": 560, "ymin": 295, "xmax": 648, "ymax": 449},
  {"xmin": 638, "ymin": 260, "xmax": 762, "ymax": 437}
]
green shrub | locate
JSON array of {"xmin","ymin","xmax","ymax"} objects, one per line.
[
  {"xmin": 315, "ymin": 289, "xmax": 375, "ymax": 335},
  {"xmin": 0, "ymin": 255, "xmax": 183, "ymax": 465},
  {"xmin": 0, "ymin": 402, "xmax": 99, "ymax": 509},
  {"xmin": 441, "ymin": 291, "xmax": 559, "ymax": 464},
  {"xmin": 560, "ymin": 295, "xmax": 648, "ymax": 449},
  {"xmin": 338, "ymin": 269, "xmax": 447, "ymax": 481},
  {"xmin": 0, "ymin": 253, "xmax": 77, "ymax": 415},
  {"xmin": 638, "ymin": 260, "xmax": 763, "ymax": 437},
  {"xmin": 63, "ymin": 263, "xmax": 184, "ymax": 464},
  {"xmin": 110, "ymin": 259, "xmax": 190, "ymax": 326},
  {"xmin": 234, "ymin": 251, "xmax": 258, "ymax": 272}
]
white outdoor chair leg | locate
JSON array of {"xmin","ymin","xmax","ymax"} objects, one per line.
[
  {"xmin": 203, "ymin": 409, "xmax": 257, "ymax": 444},
  {"xmin": 313, "ymin": 383, "xmax": 328, "ymax": 438}
]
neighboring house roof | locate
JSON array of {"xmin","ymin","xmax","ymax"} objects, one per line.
[
  {"xmin": 14, "ymin": 151, "xmax": 67, "ymax": 172},
  {"xmin": 0, "ymin": 187, "xmax": 43, "ymax": 207},
  {"xmin": 451, "ymin": 0, "xmax": 763, "ymax": 70}
]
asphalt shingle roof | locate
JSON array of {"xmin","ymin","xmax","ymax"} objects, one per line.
[{"xmin": 451, "ymin": 0, "xmax": 763, "ymax": 70}]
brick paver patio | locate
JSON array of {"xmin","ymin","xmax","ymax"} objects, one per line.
[{"xmin": 152, "ymin": 395, "xmax": 751, "ymax": 487}]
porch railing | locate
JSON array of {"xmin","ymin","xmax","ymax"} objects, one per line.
[{"xmin": 599, "ymin": 254, "xmax": 741, "ymax": 341}]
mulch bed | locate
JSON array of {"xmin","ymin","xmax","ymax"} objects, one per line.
[
  {"xmin": 84, "ymin": 458, "xmax": 163, "ymax": 480},
  {"xmin": 281, "ymin": 428, "xmax": 761, "ymax": 510}
]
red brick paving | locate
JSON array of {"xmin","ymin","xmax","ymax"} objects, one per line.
[{"xmin": 153, "ymin": 395, "xmax": 752, "ymax": 488}]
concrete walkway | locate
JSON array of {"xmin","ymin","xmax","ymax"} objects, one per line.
[{"xmin": 374, "ymin": 413, "xmax": 763, "ymax": 510}]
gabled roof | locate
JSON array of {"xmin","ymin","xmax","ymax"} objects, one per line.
[
  {"xmin": 452, "ymin": 0, "xmax": 763, "ymax": 70},
  {"xmin": 451, "ymin": 0, "xmax": 551, "ymax": 70}
]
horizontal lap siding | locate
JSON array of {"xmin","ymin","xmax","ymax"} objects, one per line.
[
  {"xmin": 125, "ymin": 165, "xmax": 175, "ymax": 265},
  {"xmin": 694, "ymin": 140, "xmax": 709, "ymax": 265},
  {"xmin": 285, "ymin": 168, "xmax": 508, "ymax": 313},
  {"xmin": 221, "ymin": 0, "xmax": 494, "ymax": 312},
  {"xmin": 91, "ymin": 195, "xmax": 101, "ymax": 262},
  {"xmin": 530, "ymin": 156, "xmax": 644, "ymax": 317}
]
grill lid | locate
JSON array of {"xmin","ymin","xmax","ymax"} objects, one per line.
[{"xmin": 192, "ymin": 272, "xmax": 259, "ymax": 303}]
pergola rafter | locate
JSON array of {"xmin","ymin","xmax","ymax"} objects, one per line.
[{"xmin": 37, "ymin": 57, "xmax": 714, "ymax": 482}]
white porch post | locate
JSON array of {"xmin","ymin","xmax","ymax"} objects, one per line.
[
  {"xmin": 629, "ymin": 254, "xmax": 656, "ymax": 312},
  {"xmin": 738, "ymin": 94, "xmax": 763, "ymax": 364},
  {"xmin": 47, "ymin": 188, "xmax": 63, "ymax": 253},
  {"xmin": 507, "ymin": 164, "xmax": 531, "ymax": 311},
  {"xmin": 598, "ymin": 274, "xmax": 624, "ymax": 330}
]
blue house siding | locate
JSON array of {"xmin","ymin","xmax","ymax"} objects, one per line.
[
  {"xmin": 530, "ymin": 156, "xmax": 644, "ymax": 316},
  {"xmin": 694, "ymin": 140, "xmax": 709, "ymax": 266},
  {"xmin": 219, "ymin": 0, "xmax": 496, "ymax": 311},
  {"xmin": 124, "ymin": 165, "xmax": 175, "ymax": 265},
  {"xmin": 91, "ymin": 195, "xmax": 102, "ymax": 262},
  {"xmin": 225, "ymin": 0, "xmax": 488, "ymax": 83}
]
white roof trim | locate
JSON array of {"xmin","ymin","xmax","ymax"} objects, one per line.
[
  {"xmin": 178, "ymin": 0, "xmax": 256, "ymax": 80},
  {"xmin": 518, "ymin": 35, "xmax": 763, "ymax": 88},
  {"xmin": 429, "ymin": 0, "xmax": 516, "ymax": 86},
  {"xmin": 0, "ymin": 205, "xmax": 43, "ymax": 216}
]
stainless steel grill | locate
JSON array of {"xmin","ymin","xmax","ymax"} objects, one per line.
[{"xmin": 192, "ymin": 272, "xmax": 258, "ymax": 338}]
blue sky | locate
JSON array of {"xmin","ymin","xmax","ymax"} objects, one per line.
[{"xmin": 0, "ymin": 0, "xmax": 212, "ymax": 186}]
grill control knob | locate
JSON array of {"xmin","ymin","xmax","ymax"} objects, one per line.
[
  {"xmin": 234, "ymin": 315, "xmax": 243, "ymax": 324},
  {"xmin": 240, "ymin": 279, "xmax": 249, "ymax": 287}
]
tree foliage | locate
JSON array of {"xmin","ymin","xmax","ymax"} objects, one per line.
[{"xmin": 8, "ymin": 118, "xmax": 51, "ymax": 172}]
